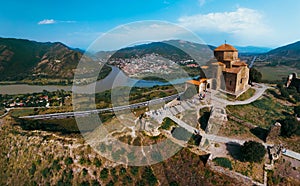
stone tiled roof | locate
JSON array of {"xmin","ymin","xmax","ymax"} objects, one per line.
[
  {"xmin": 232, "ymin": 61, "xmax": 247, "ymax": 66},
  {"xmin": 186, "ymin": 78, "xmax": 208, "ymax": 86},
  {"xmin": 186, "ymin": 80, "xmax": 201, "ymax": 86},
  {"xmin": 214, "ymin": 44, "xmax": 238, "ymax": 52},
  {"xmin": 224, "ymin": 67, "xmax": 242, "ymax": 74},
  {"xmin": 212, "ymin": 62, "xmax": 226, "ymax": 66}
]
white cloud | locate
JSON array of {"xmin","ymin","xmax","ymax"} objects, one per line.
[
  {"xmin": 178, "ymin": 8, "xmax": 271, "ymax": 39},
  {"xmin": 88, "ymin": 21, "xmax": 204, "ymax": 51},
  {"xmin": 198, "ymin": 0, "xmax": 206, "ymax": 6},
  {"xmin": 38, "ymin": 19, "xmax": 56, "ymax": 25},
  {"xmin": 38, "ymin": 19, "xmax": 76, "ymax": 25}
]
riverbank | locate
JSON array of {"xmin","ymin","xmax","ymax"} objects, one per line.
[{"xmin": 0, "ymin": 66, "xmax": 197, "ymax": 95}]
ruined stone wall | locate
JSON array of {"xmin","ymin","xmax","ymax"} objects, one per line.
[
  {"xmin": 205, "ymin": 107, "xmax": 228, "ymax": 134},
  {"xmin": 287, "ymin": 73, "xmax": 300, "ymax": 92}
]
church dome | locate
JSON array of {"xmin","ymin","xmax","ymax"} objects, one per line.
[{"xmin": 214, "ymin": 44, "xmax": 237, "ymax": 52}]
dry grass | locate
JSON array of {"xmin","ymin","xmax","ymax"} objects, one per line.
[
  {"xmin": 218, "ymin": 118, "xmax": 257, "ymax": 140},
  {"xmin": 237, "ymin": 88, "xmax": 256, "ymax": 101},
  {"xmin": 232, "ymin": 160, "xmax": 265, "ymax": 183},
  {"xmin": 227, "ymin": 95, "xmax": 292, "ymax": 129}
]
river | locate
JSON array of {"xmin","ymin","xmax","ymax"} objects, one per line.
[{"xmin": 0, "ymin": 66, "xmax": 197, "ymax": 95}]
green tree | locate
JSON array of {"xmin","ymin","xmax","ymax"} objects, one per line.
[
  {"xmin": 106, "ymin": 180, "xmax": 114, "ymax": 186},
  {"xmin": 29, "ymin": 163, "xmax": 36, "ymax": 175},
  {"xmin": 93, "ymin": 157, "xmax": 102, "ymax": 167},
  {"xmin": 100, "ymin": 168, "xmax": 109, "ymax": 180},
  {"xmin": 80, "ymin": 181, "xmax": 89, "ymax": 186},
  {"xmin": 213, "ymin": 157, "xmax": 233, "ymax": 170},
  {"xmin": 281, "ymin": 116, "xmax": 300, "ymax": 137},
  {"xmin": 294, "ymin": 106, "xmax": 300, "ymax": 117},
  {"xmin": 240, "ymin": 141, "xmax": 266, "ymax": 163},
  {"xmin": 120, "ymin": 167, "xmax": 126, "ymax": 175},
  {"xmin": 280, "ymin": 88, "xmax": 290, "ymax": 99},
  {"xmin": 79, "ymin": 157, "xmax": 86, "ymax": 165},
  {"xmin": 169, "ymin": 181, "xmax": 179, "ymax": 186},
  {"xmin": 52, "ymin": 159, "xmax": 61, "ymax": 171},
  {"xmin": 41, "ymin": 167, "xmax": 51, "ymax": 178},
  {"xmin": 249, "ymin": 68, "xmax": 262, "ymax": 84},
  {"xmin": 130, "ymin": 166, "xmax": 139, "ymax": 176},
  {"xmin": 65, "ymin": 157, "xmax": 73, "ymax": 165},
  {"xmin": 142, "ymin": 167, "xmax": 157, "ymax": 186},
  {"xmin": 159, "ymin": 117, "xmax": 177, "ymax": 130},
  {"xmin": 82, "ymin": 168, "xmax": 88, "ymax": 177},
  {"xmin": 91, "ymin": 180, "xmax": 100, "ymax": 186}
]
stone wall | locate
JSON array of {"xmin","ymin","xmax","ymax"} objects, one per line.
[
  {"xmin": 205, "ymin": 106, "xmax": 228, "ymax": 134},
  {"xmin": 224, "ymin": 72, "xmax": 238, "ymax": 93},
  {"xmin": 214, "ymin": 51, "xmax": 238, "ymax": 62}
]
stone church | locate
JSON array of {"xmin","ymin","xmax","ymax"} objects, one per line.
[{"xmin": 186, "ymin": 43, "xmax": 250, "ymax": 97}]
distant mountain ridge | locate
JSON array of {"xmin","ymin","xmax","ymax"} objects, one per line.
[
  {"xmin": 1, "ymin": 37, "xmax": 300, "ymax": 82},
  {"xmin": 107, "ymin": 40, "xmax": 215, "ymax": 65},
  {"xmin": 256, "ymin": 40, "xmax": 300, "ymax": 68},
  {"xmin": 0, "ymin": 37, "xmax": 91, "ymax": 81},
  {"xmin": 235, "ymin": 46, "xmax": 272, "ymax": 54},
  {"xmin": 266, "ymin": 41, "xmax": 300, "ymax": 58}
]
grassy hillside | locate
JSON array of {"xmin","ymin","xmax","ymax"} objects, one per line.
[
  {"xmin": 252, "ymin": 41, "xmax": 300, "ymax": 70},
  {"xmin": 0, "ymin": 116, "xmax": 241, "ymax": 185},
  {"xmin": 0, "ymin": 38, "xmax": 111, "ymax": 82}
]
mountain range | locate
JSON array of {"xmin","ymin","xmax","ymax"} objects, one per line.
[
  {"xmin": 107, "ymin": 40, "xmax": 215, "ymax": 65},
  {"xmin": 0, "ymin": 38, "xmax": 88, "ymax": 81},
  {"xmin": 235, "ymin": 46, "xmax": 272, "ymax": 54},
  {"xmin": 1, "ymin": 37, "xmax": 300, "ymax": 82},
  {"xmin": 257, "ymin": 41, "xmax": 300, "ymax": 68}
]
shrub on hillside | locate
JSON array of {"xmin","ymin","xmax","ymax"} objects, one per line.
[
  {"xmin": 213, "ymin": 157, "xmax": 233, "ymax": 170},
  {"xmin": 281, "ymin": 116, "xmax": 300, "ymax": 137},
  {"xmin": 240, "ymin": 141, "xmax": 266, "ymax": 163}
]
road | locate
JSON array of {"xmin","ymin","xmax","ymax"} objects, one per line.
[
  {"xmin": 19, "ymin": 83, "xmax": 268, "ymax": 120},
  {"xmin": 19, "ymin": 93, "xmax": 182, "ymax": 119},
  {"xmin": 283, "ymin": 149, "xmax": 300, "ymax": 161},
  {"xmin": 168, "ymin": 113, "xmax": 300, "ymax": 161},
  {"xmin": 249, "ymin": 56, "xmax": 257, "ymax": 68},
  {"xmin": 211, "ymin": 83, "xmax": 268, "ymax": 106}
]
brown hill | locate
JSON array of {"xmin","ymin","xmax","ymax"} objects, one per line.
[{"xmin": 0, "ymin": 38, "xmax": 110, "ymax": 82}]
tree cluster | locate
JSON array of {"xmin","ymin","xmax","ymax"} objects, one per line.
[
  {"xmin": 276, "ymin": 83, "xmax": 300, "ymax": 102},
  {"xmin": 249, "ymin": 68, "xmax": 262, "ymax": 84},
  {"xmin": 240, "ymin": 141, "xmax": 266, "ymax": 163},
  {"xmin": 281, "ymin": 115, "xmax": 300, "ymax": 137}
]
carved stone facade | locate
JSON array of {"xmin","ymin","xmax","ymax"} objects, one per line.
[
  {"xmin": 210, "ymin": 44, "xmax": 250, "ymax": 96},
  {"xmin": 186, "ymin": 43, "xmax": 250, "ymax": 97}
]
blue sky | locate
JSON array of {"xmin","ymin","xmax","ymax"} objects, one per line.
[{"xmin": 0, "ymin": 0, "xmax": 299, "ymax": 50}]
